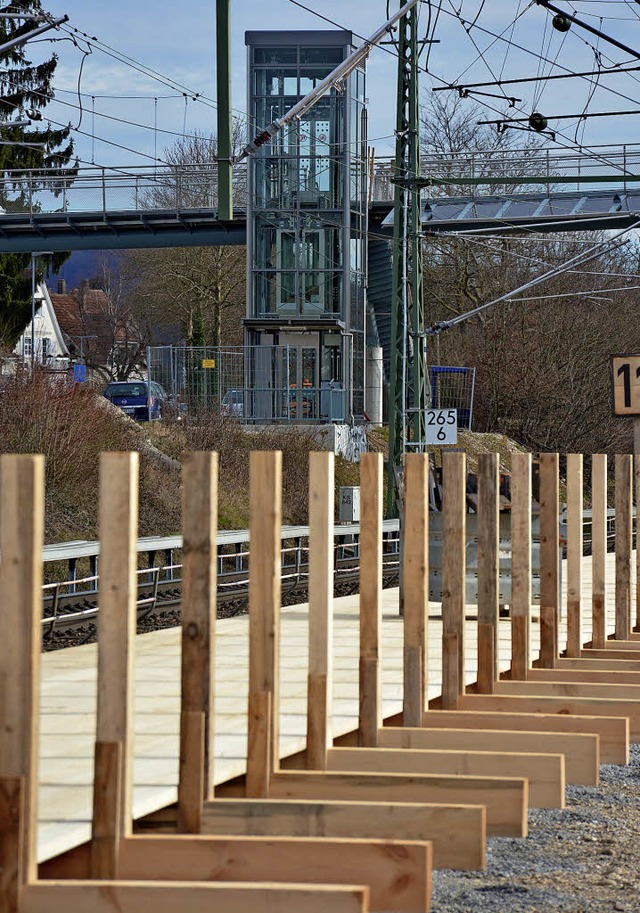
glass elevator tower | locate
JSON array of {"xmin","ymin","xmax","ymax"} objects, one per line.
[{"xmin": 245, "ymin": 30, "xmax": 367, "ymax": 422}]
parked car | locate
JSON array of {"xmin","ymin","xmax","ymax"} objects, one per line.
[{"xmin": 103, "ymin": 380, "xmax": 167, "ymax": 421}]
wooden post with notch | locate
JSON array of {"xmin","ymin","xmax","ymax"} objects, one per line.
[
  {"xmin": 0, "ymin": 454, "xmax": 44, "ymax": 897},
  {"xmin": 306, "ymin": 451, "xmax": 334, "ymax": 770},
  {"xmin": 566, "ymin": 454, "xmax": 583, "ymax": 658},
  {"xmin": 477, "ymin": 453, "xmax": 499, "ymax": 693},
  {"xmin": 402, "ymin": 453, "xmax": 429, "ymax": 727},
  {"xmin": 246, "ymin": 451, "xmax": 282, "ymax": 797},
  {"xmin": 91, "ymin": 452, "xmax": 139, "ymax": 878},
  {"xmin": 441, "ymin": 452, "xmax": 466, "ymax": 710},
  {"xmin": 591, "ymin": 454, "xmax": 607, "ymax": 650},
  {"xmin": 636, "ymin": 453, "xmax": 640, "ymax": 632},
  {"xmin": 510, "ymin": 453, "xmax": 531, "ymax": 681},
  {"xmin": 615, "ymin": 453, "xmax": 632, "ymax": 641},
  {"xmin": 539, "ymin": 453, "xmax": 559, "ymax": 668},
  {"xmin": 359, "ymin": 452, "xmax": 382, "ymax": 745},
  {"xmin": 178, "ymin": 452, "xmax": 218, "ymax": 832}
]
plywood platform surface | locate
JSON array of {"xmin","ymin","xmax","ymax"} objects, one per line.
[{"xmin": 37, "ymin": 549, "xmax": 620, "ymax": 863}]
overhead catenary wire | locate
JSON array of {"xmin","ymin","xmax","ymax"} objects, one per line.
[{"xmin": 426, "ymin": 217, "xmax": 640, "ymax": 333}]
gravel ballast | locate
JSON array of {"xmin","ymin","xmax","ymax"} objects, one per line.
[{"xmin": 432, "ymin": 744, "xmax": 640, "ymax": 912}]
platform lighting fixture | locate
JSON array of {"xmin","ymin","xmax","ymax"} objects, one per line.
[{"xmin": 234, "ymin": 0, "xmax": 421, "ymax": 164}]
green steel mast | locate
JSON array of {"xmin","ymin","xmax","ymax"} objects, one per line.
[{"xmin": 386, "ymin": 1, "xmax": 426, "ymax": 517}]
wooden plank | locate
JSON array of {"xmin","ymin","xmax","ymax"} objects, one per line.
[
  {"xmin": 539, "ymin": 453, "xmax": 559, "ymax": 668},
  {"xmin": 307, "ymin": 452, "xmax": 334, "ymax": 770},
  {"xmin": 218, "ymin": 770, "xmax": 527, "ymax": 838},
  {"xmin": 179, "ymin": 451, "xmax": 217, "ymax": 821},
  {"xmin": 378, "ymin": 726, "xmax": 598, "ymax": 786},
  {"xmin": 90, "ymin": 742, "xmax": 122, "ymax": 879},
  {"xmin": 246, "ymin": 451, "xmax": 282, "ymax": 795},
  {"xmin": 477, "ymin": 453, "xmax": 499, "ymax": 694},
  {"xmin": 558, "ymin": 656, "xmax": 640, "ymax": 671},
  {"xmin": 359, "ymin": 453, "xmax": 383, "ymax": 747},
  {"xmin": 0, "ymin": 454, "xmax": 44, "ymax": 885},
  {"xmin": 615, "ymin": 454, "xmax": 632, "ymax": 641},
  {"xmin": 510, "ymin": 453, "xmax": 531, "ymax": 681},
  {"xmin": 246, "ymin": 690, "xmax": 272, "ymax": 799},
  {"xmin": 118, "ymin": 835, "xmax": 431, "ymax": 913},
  {"xmin": 202, "ymin": 799, "xmax": 486, "ymax": 870},
  {"xmin": 636, "ymin": 453, "xmax": 640, "ymax": 631},
  {"xmin": 460, "ymin": 692, "xmax": 640, "ymax": 742},
  {"xmin": 591, "ymin": 454, "xmax": 607, "ymax": 649},
  {"xmin": 177, "ymin": 711, "xmax": 204, "ymax": 834},
  {"xmin": 495, "ymin": 678, "xmax": 640, "ymax": 701},
  {"xmin": 566, "ymin": 454, "xmax": 583, "ymax": 658},
  {"xmin": 94, "ymin": 452, "xmax": 138, "ymax": 855},
  {"xmin": 403, "ymin": 454, "xmax": 429, "ymax": 728},
  {"xmin": 530, "ymin": 667, "xmax": 640, "ymax": 685},
  {"xmin": 587, "ymin": 640, "xmax": 640, "ymax": 652},
  {"xmin": 412, "ymin": 708, "xmax": 628, "ymax": 765},
  {"xmin": 0, "ymin": 777, "xmax": 23, "ymax": 913},
  {"xmin": 581, "ymin": 647, "xmax": 640, "ymax": 661},
  {"xmin": 21, "ymin": 881, "xmax": 368, "ymax": 913},
  {"xmin": 326, "ymin": 746, "xmax": 564, "ymax": 809},
  {"xmin": 441, "ymin": 452, "xmax": 466, "ymax": 710}
]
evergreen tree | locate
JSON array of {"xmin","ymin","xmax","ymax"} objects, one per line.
[{"xmin": 0, "ymin": 1, "xmax": 76, "ymax": 346}]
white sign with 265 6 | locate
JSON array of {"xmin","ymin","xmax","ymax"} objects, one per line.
[{"xmin": 424, "ymin": 408, "xmax": 458, "ymax": 445}]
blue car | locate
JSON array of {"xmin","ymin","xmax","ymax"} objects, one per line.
[{"xmin": 103, "ymin": 380, "xmax": 167, "ymax": 421}]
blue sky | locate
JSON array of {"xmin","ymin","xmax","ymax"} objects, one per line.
[{"xmin": 32, "ymin": 2, "xmax": 640, "ymax": 169}]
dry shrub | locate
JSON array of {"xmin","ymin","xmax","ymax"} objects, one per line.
[
  {"xmin": 175, "ymin": 406, "xmax": 318, "ymax": 526},
  {"xmin": 0, "ymin": 370, "xmax": 181, "ymax": 541}
]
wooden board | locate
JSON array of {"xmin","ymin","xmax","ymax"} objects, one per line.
[
  {"xmin": 566, "ymin": 454, "xmax": 583, "ymax": 658},
  {"xmin": 215, "ymin": 770, "xmax": 527, "ymax": 838},
  {"xmin": 410, "ymin": 708, "xmax": 628, "ymax": 765},
  {"xmin": 359, "ymin": 454, "xmax": 383, "ymax": 747},
  {"xmin": 326, "ymin": 746, "xmax": 564, "ymax": 809},
  {"xmin": 0, "ymin": 776, "xmax": 23, "ymax": 913},
  {"xmin": 403, "ymin": 454, "xmax": 429, "ymax": 727},
  {"xmin": 539, "ymin": 453, "xmax": 559, "ymax": 668},
  {"xmin": 510, "ymin": 453, "xmax": 531, "ymax": 680},
  {"xmin": 306, "ymin": 452, "xmax": 334, "ymax": 770},
  {"xmin": 477, "ymin": 454, "xmax": 499, "ymax": 694},
  {"xmin": 615, "ymin": 454, "xmax": 633, "ymax": 641},
  {"xmin": 117, "ymin": 835, "xmax": 430, "ymax": 913},
  {"xmin": 529, "ymin": 668, "xmax": 640, "ymax": 685},
  {"xmin": 95, "ymin": 453, "xmax": 139, "ymax": 853},
  {"xmin": 179, "ymin": 452, "xmax": 217, "ymax": 820},
  {"xmin": 21, "ymin": 881, "xmax": 368, "ymax": 913},
  {"xmin": 495, "ymin": 679, "xmax": 640, "ymax": 702},
  {"xmin": 0, "ymin": 455, "xmax": 44, "ymax": 885},
  {"xmin": 557, "ymin": 656, "xmax": 640, "ymax": 671},
  {"xmin": 377, "ymin": 726, "xmax": 598, "ymax": 786},
  {"xmin": 247, "ymin": 451, "xmax": 282, "ymax": 796},
  {"xmin": 591, "ymin": 455, "xmax": 607, "ymax": 649},
  {"xmin": 441, "ymin": 453, "xmax": 466, "ymax": 709},
  {"xmin": 201, "ymin": 799, "xmax": 486, "ymax": 870},
  {"xmin": 459, "ymin": 692, "xmax": 638, "ymax": 742},
  {"xmin": 580, "ymin": 648, "xmax": 640, "ymax": 661}
]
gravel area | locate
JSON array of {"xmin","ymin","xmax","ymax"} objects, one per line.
[{"xmin": 432, "ymin": 744, "xmax": 640, "ymax": 913}]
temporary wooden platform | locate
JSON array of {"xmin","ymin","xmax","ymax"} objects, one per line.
[
  {"xmin": 3, "ymin": 448, "xmax": 640, "ymax": 913},
  {"xmin": 34, "ymin": 459, "xmax": 629, "ymax": 862}
]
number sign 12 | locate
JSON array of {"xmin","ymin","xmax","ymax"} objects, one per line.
[
  {"xmin": 611, "ymin": 354, "xmax": 640, "ymax": 416},
  {"xmin": 425, "ymin": 408, "xmax": 458, "ymax": 445}
]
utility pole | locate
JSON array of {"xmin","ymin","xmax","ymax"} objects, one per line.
[
  {"xmin": 216, "ymin": 0, "xmax": 233, "ymax": 221},
  {"xmin": 387, "ymin": 1, "xmax": 426, "ymax": 518}
]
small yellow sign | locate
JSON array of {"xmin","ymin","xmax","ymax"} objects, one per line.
[{"xmin": 202, "ymin": 359, "xmax": 216, "ymax": 369}]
